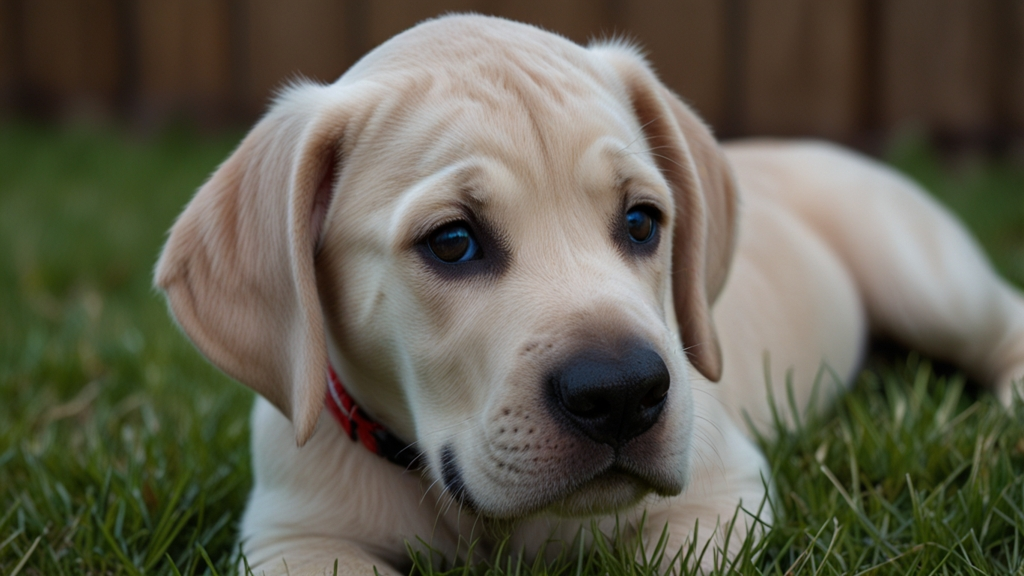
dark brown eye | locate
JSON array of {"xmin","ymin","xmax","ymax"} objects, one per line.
[
  {"xmin": 626, "ymin": 208, "xmax": 656, "ymax": 243},
  {"xmin": 427, "ymin": 223, "xmax": 480, "ymax": 263}
]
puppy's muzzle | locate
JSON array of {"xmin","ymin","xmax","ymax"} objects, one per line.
[{"xmin": 549, "ymin": 345, "xmax": 670, "ymax": 447}]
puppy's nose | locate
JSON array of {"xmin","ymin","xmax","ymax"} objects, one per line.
[{"xmin": 550, "ymin": 346, "xmax": 670, "ymax": 447}]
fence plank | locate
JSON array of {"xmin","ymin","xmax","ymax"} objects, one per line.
[
  {"xmin": 0, "ymin": 0, "xmax": 14, "ymax": 107},
  {"xmin": 242, "ymin": 0, "xmax": 351, "ymax": 114},
  {"xmin": 741, "ymin": 0, "xmax": 865, "ymax": 140},
  {"xmin": 21, "ymin": 0, "xmax": 120, "ymax": 116},
  {"xmin": 881, "ymin": 0, "xmax": 997, "ymax": 136},
  {"xmin": 1007, "ymin": 0, "xmax": 1024, "ymax": 133},
  {"xmin": 1, "ymin": 0, "xmax": 1020, "ymax": 143},
  {"xmin": 136, "ymin": 0, "xmax": 233, "ymax": 122},
  {"xmin": 620, "ymin": 0, "xmax": 729, "ymax": 132}
]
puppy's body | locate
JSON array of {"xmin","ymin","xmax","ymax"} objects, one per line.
[
  {"xmin": 155, "ymin": 15, "xmax": 1024, "ymax": 575},
  {"xmin": 720, "ymin": 142, "xmax": 1024, "ymax": 431}
]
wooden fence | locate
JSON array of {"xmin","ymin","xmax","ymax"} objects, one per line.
[{"xmin": 1, "ymin": 0, "xmax": 1022, "ymax": 145}]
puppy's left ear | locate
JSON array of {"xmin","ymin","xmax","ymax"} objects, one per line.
[
  {"xmin": 156, "ymin": 82, "xmax": 358, "ymax": 445},
  {"xmin": 594, "ymin": 46, "xmax": 739, "ymax": 382}
]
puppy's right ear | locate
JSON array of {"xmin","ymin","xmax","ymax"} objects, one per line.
[{"xmin": 155, "ymin": 82, "xmax": 358, "ymax": 445}]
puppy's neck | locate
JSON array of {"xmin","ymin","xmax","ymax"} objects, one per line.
[{"xmin": 325, "ymin": 363, "xmax": 419, "ymax": 468}]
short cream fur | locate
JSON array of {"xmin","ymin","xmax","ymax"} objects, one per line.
[{"xmin": 156, "ymin": 14, "xmax": 1024, "ymax": 575}]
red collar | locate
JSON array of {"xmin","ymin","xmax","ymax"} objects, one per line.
[{"xmin": 325, "ymin": 365, "xmax": 419, "ymax": 468}]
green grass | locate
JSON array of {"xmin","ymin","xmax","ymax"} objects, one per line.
[
  {"xmin": 0, "ymin": 124, "xmax": 250, "ymax": 575},
  {"xmin": 0, "ymin": 123, "xmax": 1022, "ymax": 575}
]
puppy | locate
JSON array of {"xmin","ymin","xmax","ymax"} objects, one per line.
[{"xmin": 155, "ymin": 14, "xmax": 1024, "ymax": 575}]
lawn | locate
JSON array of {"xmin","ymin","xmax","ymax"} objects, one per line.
[{"xmin": 1, "ymin": 122, "xmax": 1023, "ymax": 575}]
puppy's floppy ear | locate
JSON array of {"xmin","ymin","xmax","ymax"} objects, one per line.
[
  {"xmin": 155, "ymin": 82, "xmax": 354, "ymax": 445},
  {"xmin": 594, "ymin": 46, "xmax": 739, "ymax": 382}
]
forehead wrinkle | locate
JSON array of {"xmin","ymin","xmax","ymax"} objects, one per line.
[
  {"xmin": 344, "ymin": 16, "xmax": 643, "ymax": 192},
  {"xmin": 388, "ymin": 162, "xmax": 499, "ymax": 246},
  {"xmin": 351, "ymin": 52, "xmax": 655, "ymax": 258},
  {"xmin": 512, "ymin": 140, "xmax": 671, "ymax": 266},
  {"xmin": 372, "ymin": 112, "xmax": 658, "ymax": 259},
  {"xmin": 409, "ymin": 55, "xmax": 624, "ymax": 186},
  {"xmin": 371, "ymin": 82, "xmax": 542, "ymax": 193},
  {"xmin": 435, "ymin": 79, "xmax": 559, "ymax": 186}
]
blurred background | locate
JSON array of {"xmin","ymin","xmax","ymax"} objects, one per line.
[{"xmin": 1, "ymin": 0, "xmax": 1023, "ymax": 150}]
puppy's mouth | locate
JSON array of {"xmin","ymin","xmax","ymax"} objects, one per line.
[
  {"xmin": 438, "ymin": 443, "xmax": 682, "ymax": 518},
  {"xmin": 549, "ymin": 468, "xmax": 658, "ymax": 516}
]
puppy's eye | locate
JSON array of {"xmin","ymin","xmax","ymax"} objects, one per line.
[
  {"xmin": 428, "ymin": 223, "xmax": 481, "ymax": 263},
  {"xmin": 626, "ymin": 207, "xmax": 657, "ymax": 244}
]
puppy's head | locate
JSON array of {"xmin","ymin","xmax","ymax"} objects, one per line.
[{"xmin": 156, "ymin": 15, "xmax": 737, "ymax": 518}]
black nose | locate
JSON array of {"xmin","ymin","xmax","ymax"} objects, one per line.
[{"xmin": 549, "ymin": 346, "xmax": 670, "ymax": 447}]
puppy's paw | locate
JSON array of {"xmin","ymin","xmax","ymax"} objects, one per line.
[
  {"xmin": 242, "ymin": 557, "xmax": 401, "ymax": 576},
  {"xmin": 995, "ymin": 363, "xmax": 1024, "ymax": 408},
  {"xmin": 240, "ymin": 538, "xmax": 402, "ymax": 576}
]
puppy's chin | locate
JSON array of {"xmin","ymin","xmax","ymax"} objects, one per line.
[
  {"xmin": 546, "ymin": 470, "xmax": 659, "ymax": 517},
  {"xmin": 466, "ymin": 466, "xmax": 687, "ymax": 520}
]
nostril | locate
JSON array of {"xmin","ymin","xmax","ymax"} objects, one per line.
[
  {"xmin": 562, "ymin": 393, "xmax": 609, "ymax": 417},
  {"xmin": 639, "ymin": 377, "xmax": 669, "ymax": 410}
]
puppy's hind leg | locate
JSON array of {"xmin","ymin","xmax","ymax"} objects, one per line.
[{"xmin": 727, "ymin": 141, "xmax": 1024, "ymax": 405}]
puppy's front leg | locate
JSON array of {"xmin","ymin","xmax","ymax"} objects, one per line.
[
  {"xmin": 241, "ymin": 399, "xmax": 445, "ymax": 576},
  {"xmin": 242, "ymin": 536, "xmax": 401, "ymax": 576}
]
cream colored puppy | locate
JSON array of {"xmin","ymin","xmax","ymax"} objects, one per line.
[{"xmin": 155, "ymin": 14, "xmax": 1024, "ymax": 575}]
